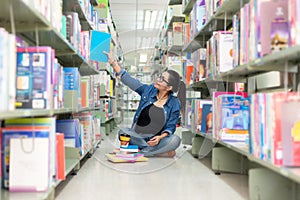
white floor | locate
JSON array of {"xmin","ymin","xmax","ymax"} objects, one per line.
[{"xmin": 55, "ymin": 130, "xmax": 249, "ymax": 200}]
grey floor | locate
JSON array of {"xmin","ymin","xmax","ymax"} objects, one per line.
[{"xmin": 55, "ymin": 130, "xmax": 249, "ymax": 200}]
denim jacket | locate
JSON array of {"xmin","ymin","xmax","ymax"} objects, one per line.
[{"xmin": 119, "ymin": 70, "xmax": 181, "ymax": 136}]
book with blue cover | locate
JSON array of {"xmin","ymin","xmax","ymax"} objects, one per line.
[
  {"xmin": 56, "ymin": 119, "xmax": 81, "ymax": 150},
  {"xmin": 16, "ymin": 47, "xmax": 53, "ymax": 109},
  {"xmin": 90, "ymin": 30, "xmax": 111, "ymax": 62}
]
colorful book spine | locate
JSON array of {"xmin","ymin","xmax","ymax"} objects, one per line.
[
  {"xmin": 63, "ymin": 67, "xmax": 80, "ymax": 109},
  {"xmin": 56, "ymin": 133, "xmax": 65, "ymax": 180}
]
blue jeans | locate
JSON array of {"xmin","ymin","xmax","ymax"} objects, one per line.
[{"xmin": 118, "ymin": 127, "xmax": 181, "ymax": 157}]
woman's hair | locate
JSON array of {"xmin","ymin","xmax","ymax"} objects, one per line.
[
  {"xmin": 167, "ymin": 70, "xmax": 181, "ymax": 93},
  {"xmin": 167, "ymin": 70, "xmax": 186, "ymax": 113}
]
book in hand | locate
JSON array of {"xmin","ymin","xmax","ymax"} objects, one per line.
[{"xmin": 90, "ymin": 30, "xmax": 111, "ymax": 62}]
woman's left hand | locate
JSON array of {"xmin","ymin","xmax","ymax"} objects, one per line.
[{"xmin": 147, "ymin": 136, "xmax": 161, "ymax": 146}]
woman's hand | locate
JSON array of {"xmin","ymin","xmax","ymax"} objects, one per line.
[
  {"xmin": 103, "ymin": 51, "xmax": 121, "ymax": 74},
  {"xmin": 147, "ymin": 136, "xmax": 161, "ymax": 146},
  {"xmin": 103, "ymin": 51, "xmax": 115, "ymax": 65}
]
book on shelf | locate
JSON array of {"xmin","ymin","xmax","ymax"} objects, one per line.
[
  {"xmin": 259, "ymin": 1, "xmax": 289, "ymax": 57},
  {"xmin": 15, "ymin": 47, "xmax": 53, "ymax": 109},
  {"xmin": 4, "ymin": 117, "xmax": 57, "ymax": 188},
  {"xmin": 1, "ymin": 127, "xmax": 51, "ymax": 191},
  {"xmin": 56, "ymin": 119, "xmax": 83, "ymax": 154},
  {"xmin": 212, "ymin": 92, "xmax": 248, "ymax": 141},
  {"xmin": 281, "ymin": 99, "xmax": 300, "ymax": 166},
  {"xmin": 288, "ymin": 0, "xmax": 300, "ymax": 45},
  {"xmin": 9, "ymin": 136, "xmax": 50, "ymax": 192},
  {"xmin": 64, "ymin": 12, "xmax": 81, "ymax": 51},
  {"xmin": 56, "ymin": 133, "xmax": 66, "ymax": 181},
  {"xmin": 63, "ymin": 67, "xmax": 80, "ymax": 109},
  {"xmin": 73, "ymin": 112, "xmax": 95, "ymax": 154},
  {"xmin": 0, "ymin": 28, "xmax": 16, "ymax": 112}
]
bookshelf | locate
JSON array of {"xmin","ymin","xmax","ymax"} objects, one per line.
[
  {"xmin": 63, "ymin": 0, "xmax": 94, "ymax": 31},
  {"xmin": 169, "ymin": 0, "xmax": 182, "ymax": 5},
  {"xmin": 183, "ymin": 0, "xmax": 250, "ymax": 53},
  {"xmin": 0, "ymin": 0, "xmax": 119, "ymax": 198},
  {"xmin": 182, "ymin": 0, "xmax": 196, "ymax": 15},
  {"xmin": 168, "ymin": 0, "xmax": 300, "ymax": 199},
  {"xmin": 0, "ymin": 0, "xmax": 50, "ymax": 31},
  {"xmin": 195, "ymin": 130, "xmax": 300, "ymax": 185}
]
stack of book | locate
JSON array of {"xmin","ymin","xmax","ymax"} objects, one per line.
[{"xmin": 106, "ymin": 145, "xmax": 148, "ymax": 163}]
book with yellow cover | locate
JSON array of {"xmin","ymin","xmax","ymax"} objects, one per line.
[{"xmin": 105, "ymin": 154, "xmax": 148, "ymax": 163}]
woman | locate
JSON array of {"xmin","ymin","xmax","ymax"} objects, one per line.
[{"xmin": 104, "ymin": 52, "xmax": 183, "ymax": 157}]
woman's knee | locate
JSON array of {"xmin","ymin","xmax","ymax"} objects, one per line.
[{"xmin": 170, "ymin": 134, "xmax": 181, "ymax": 148}]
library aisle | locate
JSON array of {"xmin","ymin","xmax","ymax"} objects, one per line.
[{"xmin": 55, "ymin": 129, "xmax": 249, "ymax": 200}]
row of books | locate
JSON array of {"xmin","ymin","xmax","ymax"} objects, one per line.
[
  {"xmin": 0, "ymin": 44, "xmax": 115, "ymax": 111},
  {"xmin": 250, "ymin": 92, "xmax": 300, "ymax": 167},
  {"xmin": 235, "ymin": 0, "xmax": 300, "ymax": 65},
  {"xmin": 164, "ymin": 0, "xmax": 300, "ymax": 85},
  {"xmin": 184, "ymin": 0, "xmax": 300, "ymax": 66},
  {"xmin": 22, "ymin": 0, "xmax": 63, "ymax": 33},
  {"xmin": 212, "ymin": 92, "xmax": 249, "ymax": 142},
  {"xmin": 185, "ymin": 98, "xmax": 212, "ymax": 134},
  {"xmin": 183, "ymin": 31, "xmax": 234, "ymax": 85},
  {"xmin": 0, "ymin": 115, "xmax": 101, "ymax": 191},
  {"xmin": 185, "ymin": 92, "xmax": 249, "ymax": 141},
  {"xmin": 21, "ymin": 0, "xmax": 113, "ymax": 61},
  {"xmin": 185, "ymin": 91, "xmax": 300, "ymax": 167},
  {"xmin": 97, "ymin": 98, "xmax": 116, "ymax": 122}
]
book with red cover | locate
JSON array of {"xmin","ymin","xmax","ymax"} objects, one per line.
[{"xmin": 56, "ymin": 133, "xmax": 65, "ymax": 180}]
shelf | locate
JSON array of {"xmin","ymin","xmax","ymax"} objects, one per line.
[
  {"xmin": 183, "ymin": 0, "xmax": 250, "ymax": 52},
  {"xmin": 183, "ymin": 18, "xmax": 229, "ymax": 52},
  {"xmin": 0, "ymin": 0, "xmax": 51, "ymax": 32},
  {"xmin": 168, "ymin": 45, "xmax": 183, "ymax": 54},
  {"xmin": 65, "ymin": 158, "xmax": 80, "ymax": 175},
  {"xmin": 189, "ymin": 77, "xmax": 225, "ymax": 90},
  {"xmin": 169, "ymin": 0, "xmax": 182, "ymax": 5},
  {"xmin": 0, "ymin": 107, "xmax": 102, "ymax": 120},
  {"xmin": 63, "ymin": 0, "xmax": 94, "ymax": 31},
  {"xmin": 19, "ymin": 30, "xmax": 99, "ymax": 75},
  {"xmin": 214, "ymin": 0, "xmax": 250, "ymax": 19},
  {"xmin": 195, "ymin": 131, "xmax": 249, "ymax": 155},
  {"xmin": 79, "ymin": 65, "xmax": 99, "ymax": 76},
  {"xmin": 0, "ymin": 110, "xmax": 52, "ymax": 120},
  {"xmin": 248, "ymin": 155, "xmax": 300, "ymax": 184},
  {"xmin": 183, "ymin": 0, "xmax": 196, "ymax": 15},
  {"xmin": 18, "ymin": 26, "xmax": 74, "ymax": 55},
  {"xmin": 218, "ymin": 45, "xmax": 300, "ymax": 81},
  {"xmin": 90, "ymin": 0, "xmax": 99, "ymax": 6},
  {"xmin": 166, "ymin": 15, "xmax": 186, "ymax": 32},
  {"xmin": 1, "ymin": 187, "xmax": 54, "ymax": 200},
  {"xmin": 195, "ymin": 129, "xmax": 300, "ymax": 184}
]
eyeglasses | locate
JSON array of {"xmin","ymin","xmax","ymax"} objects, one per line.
[{"xmin": 157, "ymin": 74, "xmax": 169, "ymax": 85}]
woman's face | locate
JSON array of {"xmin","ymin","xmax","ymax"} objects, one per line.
[{"xmin": 154, "ymin": 72, "xmax": 170, "ymax": 91}]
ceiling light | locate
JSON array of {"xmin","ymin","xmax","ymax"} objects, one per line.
[
  {"xmin": 149, "ymin": 11, "xmax": 158, "ymax": 29},
  {"xmin": 139, "ymin": 53, "xmax": 148, "ymax": 63},
  {"xmin": 144, "ymin": 10, "xmax": 151, "ymax": 29},
  {"xmin": 144, "ymin": 10, "xmax": 158, "ymax": 30}
]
